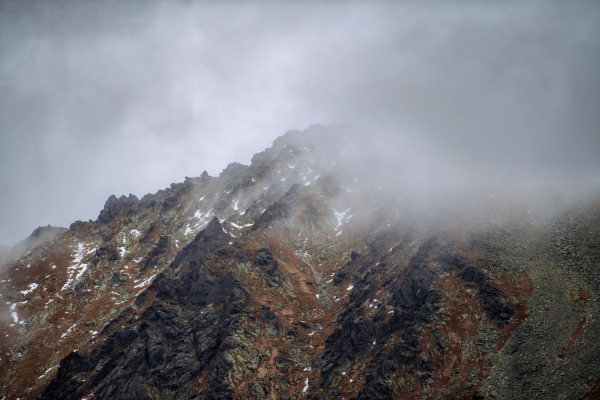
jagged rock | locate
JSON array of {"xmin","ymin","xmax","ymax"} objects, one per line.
[
  {"xmin": 98, "ymin": 194, "xmax": 140, "ymax": 224},
  {"xmin": 3, "ymin": 125, "xmax": 600, "ymax": 400}
]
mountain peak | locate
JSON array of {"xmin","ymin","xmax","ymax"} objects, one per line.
[{"xmin": 1, "ymin": 125, "xmax": 599, "ymax": 400}]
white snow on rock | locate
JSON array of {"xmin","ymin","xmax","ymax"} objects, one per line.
[
  {"xmin": 134, "ymin": 273, "xmax": 157, "ymax": 289},
  {"xmin": 61, "ymin": 324, "xmax": 76, "ymax": 339},
  {"xmin": 333, "ymin": 208, "xmax": 351, "ymax": 228},
  {"xmin": 61, "ymin": 243, "xmax": 95, "ymax": 292},
  {"xmin": 230, "ymin": 222, "xmax": 253, "ymax": 229},
  {"xmin": 21, "ymin": 283, "xmax": 38, "ymax": 296},
  {"xmin": 194, "ymin": 210, "xmax": 210, "ymax": 220},
  {"xmin": 347, "ymin": 285, "xmax": 353, "ymax": 291},
  {"xmin": 303, "ymin": 378, "xmax": 309, "ymax": 393},
  {"xmin": 38, "ymin": 365, "xmax": 57, "ymax": 380},
  {"xmin": 10, "ymin": 303, "xmax": 19, "ymax": 324},
  {"xmin": 130, "ymin": 229, "xmax": 141, "ymax": 238}
]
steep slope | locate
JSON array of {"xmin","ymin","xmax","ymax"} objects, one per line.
[{"xmin": 1, "ymin": 124, "xmax": 599, "ymax": 400}]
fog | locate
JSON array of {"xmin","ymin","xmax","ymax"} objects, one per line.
[{"xmin": 1, "ymin": 0, "xmax": 599, "ymax": 245}]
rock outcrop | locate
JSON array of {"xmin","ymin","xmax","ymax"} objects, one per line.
[{"xmin": 1, "ymin": 125, "xmax": 599, "ymax": 400}]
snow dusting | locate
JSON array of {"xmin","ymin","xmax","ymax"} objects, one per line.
[
  {"xmin": 20, "ymin": 283, "xmax": 38, "ymax": 296},
  {"xmin": 61, "ymin": 324, "xmax": 76, "ymax": 339},
  {"xmin": 333, "ymin": 208, "xmax": 351, "ymax": 228},
  {"xmin": 230, "ymin": 222, "xmax": 253, "ymax": 229},
  {"xmin": 134, "ymin": 273, "xmax": 157, "ymax": 289},
  {"xmin": 61, "ymin": 243, "xmax": 95, "ymax": 292},
  {"xmin": 10, "ymin": 303, "xmax": 19, "ymax": 324}
]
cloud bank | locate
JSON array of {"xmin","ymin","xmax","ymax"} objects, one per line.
[{"xmin": 1, "ymin": 0, "xmax": 599, "ymax": 244}]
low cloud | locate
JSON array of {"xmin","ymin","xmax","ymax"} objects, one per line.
[{"xmin": 1, "ymin": 0, "xmax": 598, "ymax": 244}]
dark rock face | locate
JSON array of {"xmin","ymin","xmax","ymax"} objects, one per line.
[
  {"xmin": 97, "ymin": 194, "xmax": 140, "ymax": 224},
  {"xmin": 41, "ymin": 219, "xmax": 249, "ymax": 400},
  {"xmin": 459, "ymin": 266, "xmax": 515, "ymax": 326},
  {"xmin": 6, "ymin": 125, "xmax": 599, "ymax": 400},
  {"xmin": 219, "ymin": 162, "xmax": 252, "ymax": 191},
  {"xmin": 250, "ymin": 183, "xmax": 307, "ymax": 231},
  {"xmin": 138, "ymin": 235, "xmax": 169, "ymax": 275}
]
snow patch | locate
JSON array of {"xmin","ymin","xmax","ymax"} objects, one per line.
[
  {"xmin": 134, "ymin": 273, "xmax": 157, "ymax": 289},
  {"xmin": 38, "ymin": 366, "xmax": 57, "ymax": 379},
  {"xmin": 21, "ymin": 283, "xmax": 38, "ymax": 296},
  {"xmin": 333, "ymin": 208, "xmax": 351, "ymax": 228},
  {"xmin": 61, "ymin": 324, "xmax": 76, "ymax": 339},
  {"xmin": 61, "ymin": 243, "xmax": 95, "ymax": 292},
  {"xmin": 10, "ymin": 303, "xmax": 19, "ymax": 324},
  {"xmin": 230, "ymin": 222, "xmax": 253, "ymax": 229}
]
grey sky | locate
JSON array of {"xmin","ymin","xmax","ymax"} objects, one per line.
[{"xmin": 1, "ymin": 0, "xmax": 599, "ymax": 245}]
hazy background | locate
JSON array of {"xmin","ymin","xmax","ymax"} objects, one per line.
[{"xmin": 1, "ymin": 0, "xmax": 599, "ymax": 245}]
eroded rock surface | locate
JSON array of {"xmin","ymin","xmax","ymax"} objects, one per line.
[{"xmin": 1, "ymin": 125, "xmax": 599, "ymax": 400}]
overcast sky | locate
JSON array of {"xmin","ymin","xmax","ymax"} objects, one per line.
[{"xmin": 1, "ymin": 0, "xmax": 599, "ymax": 245}]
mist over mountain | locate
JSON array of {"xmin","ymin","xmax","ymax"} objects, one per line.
[
  {"xmin": 1, "ymin": 0, "xmax": 599, "ymax": 245},
  {"xmin": 1, "ymin": 125, "xmax": 599, "ymax": 399}
]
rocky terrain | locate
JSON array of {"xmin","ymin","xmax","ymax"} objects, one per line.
[{"xmin": 1, "ymin": 124, "xmax": 599, "ymax": 399}]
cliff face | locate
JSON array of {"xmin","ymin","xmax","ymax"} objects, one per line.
[{"xmin": 1, "ymin": 125, "xmax": 599, "ymax": 400}]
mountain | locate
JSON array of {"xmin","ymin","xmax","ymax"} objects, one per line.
[{"xmin": 1, "ymin": 124, "xmax": 599, "ymax": 400}]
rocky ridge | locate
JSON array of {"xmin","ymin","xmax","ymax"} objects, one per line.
[{"xmin": 0, "ymin": 124, "xmax": 599, "ymax": 399}]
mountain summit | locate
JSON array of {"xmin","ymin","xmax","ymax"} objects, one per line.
[{"xmin": 1, "ymin": 125, "xmax": 599, "ymax": 399}]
